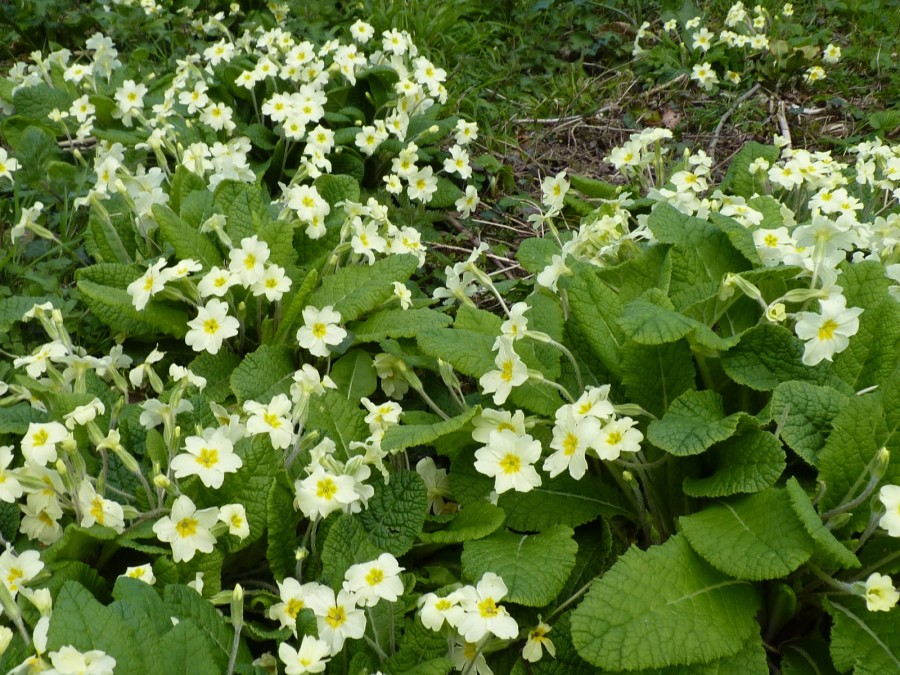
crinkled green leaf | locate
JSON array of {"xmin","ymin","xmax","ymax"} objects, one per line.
[
  {"xmin": 0, "ymin": 401, "xmax": 47, "ymax": 433},
  {"xmin": 722, "ymin": 323, "xmax": 850, "ymax": 392},
  {"xmin": 229, "ymin": 344, "xmax": 294, "ymax": 404},
  {"xmin": 570, "ymin": 534, "xmax": 759, "ymax": 670},
  {"xmin": 781, "ymin": 636, "xmax": 841, "ymax": 675},
  {"xmin": 158, "ymin": 618, "xmax": 223, "ymax": 675},
  {"xmin": 164, "ymin": 584, "xmax": 245, "ymax": 669},
  {"xmin": 152, "ymin": 203, "xmax": 222, "ymax": 268},
  {"xmin": 419, "ymin": 502, "xmax": 505, "ymax": 544},
  {"xmin": 189, "ymin": 351, "xmax": 242, "ymax": 403},
  {"xmin": 680, "ymin": 488, "xmax": 815, "ymax": 580},
  {"xmin": 169, "ymin": 166, "xmax": 208, "ymax": 213},
  {"xmin": 499, "ymin": 473, "xmax": 628, "ymax": 531},
  {"xmin": 306, "ymin": 389, "xmax": 368, "ymax": 455},
  {"xmin": 462, "ymin": 525, "xmax": 578, "ymax": 606},
  {"xmin": 76, "ymin": 264, "xmax": 189, "ymax": 338},
  {"xmin": 358, "ymin": 470, "xmax": 427, "ymax": 556},
  {"xmin": 0, "ymin": 502, "xmax": 20, "ymax": 543},
  {"xmin": 827, "ymin": 598, "xmax": 900, "ymax": 674},
  {"xmin": 785, "ymin": 477, "xmax": 860, "ymax": 569},
  {"xmin": 42, "ymin": 524, "xmax": 117, "ymax": 565},
  {"xmin": 214, "ymin": 180, "xmax": 269, "ymax": 243},
  {"xmin": 382, "ymin": 407, "xmax": 478, "ymax": 454},
  {"xmin": 309, "ymin": 254, "xmax": 419, "ymax": 323},
  {"xmin": 682, "ymin": 430, "xmax": 785, "ymax": 498},
  {"xmin": 563, "ymin": 264, "xmax": 624, "ymax": 379},
  {"xmin": 314, "ymin": 173, "xmax": 360, "ymax": 208},
  {"xmin": 570, "ymin": 174, "xmax": 617, "ymax": 199},
  {"xmin": 273, "ymin": 267, "xmax": 318, "ymax": 345},
  {"xmin": 601, "ymin": 634, "xmax": 768, "ymax": 675},
  {"xmin": 718, "ymin": 141, "xmax": 780, "ymax": 198},
  {"xmin": 330, "ymin": 350, "xmax": 377, "ymax": 401},
  {"xmin": 13, "ymin": 83, "xmax": 72, "ymax": 120},
  {"xmin": 416, "ymin": 327, "xmax": 562, "ymax": 416},
  {"xmin": 647, "ymin": 390, "xmax": 749, "ymax": 457},
  {"xmin": 511, "ymin": 612, "xmax": 595, "ymax": 675},
  {"xmin": 259, "ymin": 217, "xmax": 296, "ymax": 269},
  {"xmin": 816, "ymin": 393, "xmax": 889, "ymax": 529},
  {"xmin": 833, "ymin": 261, "xmax": 900, "ymax": 390},
  {"xmin": 453, "ymin": 304, "xmax": 501, "ymax": 334},
  {"xmin": 429, "ymin": 176, "xmax": 464, "ymax": 208},
  {"xmin": 384, "ymin": 618, "xmax": 453, "ymax": 674},
  {"xmin": 320, "ymin": 513, "xmax": 381, "ymax": 588},
  {"xmin": 516, "ymin": 237, "xmax": 561, "ymax": 274},
  {"xmin": 621, "ymin": 339, "xmax": 696, "ymax": 418},
  {"xmin": 111, "ymin": 577, "xmax": 173, "ymax": 637},
  {"xmin": 47, "ymin": 581, "xmax": 147, "ymax": 675},
  {"xmin": 88, "ymin": 207, "xmax": 134, "ymax": 264},
  {"xmin": 266, "ymin": 472, "xmax": 301, "ymax": 582},
  {"xmin": 352, "ymin": 308, "xmax": 451, "ymax": 343},
  {"xmin": 771, "ymin": 381, "xmax": 848, "ymax": 466}
]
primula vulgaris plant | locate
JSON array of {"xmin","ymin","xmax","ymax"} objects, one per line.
[
  {"xmin": 632, "ymin": 1, "xmax": 841, "ymax": 93},
  {"xmin": 1, "ymin": 4, "xmax": 900, "ymax": 675}
]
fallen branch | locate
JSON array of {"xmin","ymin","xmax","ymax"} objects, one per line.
[{"xmin": 776, "ymin": 99, "xmax": 793, "ymax": 147}]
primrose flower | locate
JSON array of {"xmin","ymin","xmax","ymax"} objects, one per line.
[
  {"xmin": 127, "ymin": 259, "xmax": 171, "ymax": 310},
  {"xmin": 279, "ymin": 635, "xmax": 331, "ymax": 674},
  {"xmin": 120, "ymin": 564, "xmax": 156, "ymax": 585},
  {"xmin": 541, "ymin": 172, "xmax": 570, "ymax": 212},
  {"xmin": 544, "ymin": 408, "xmax": 601, "ymax": 480},
  {"xmin": 152, "ymin": 495, "xmax": 219, "ymax": 563},
  {"xmin": 455, "ymin": 573, "xmax": 519, "ymax": 642},
  {"xmin": 456, "ymin": 185, "xmax": 479, "ymax": 218},
  {"xmin": 523, "ymin": 620, "xmax": 556, "ymax": 662},
  {"xmin": 593, "ymin": 416, "xmax": 643, "ymax": 460},
  {"xmin": 691, "ymin": 62, "xmax": 719, "ymax": 91},
  {"xmin": 474, "ymin": 428, "xmax": 542, "ymax": 494},
  {"xmin": 407, "ymin": 166, "xmax": 439, "ymax": 203},
  {"xmin": 228, "ymin": 234, "xmax": 270, "ymax": 286},
  {"xmin": 251, "ymin": 263, "xmax": 292, "ymax": 301},
  {"xmin": 47, "ymin": 646, "xmax": 116, "ymax": 675},
  {"xmin": 804, "ymin": 66, "xmax": 826, "ymax": 84},
  {"xmin": 184, "ymin": 299, "xmax": 240, "ymax": 354},
  {"xmin": 862, "ymin": 573, "xmax": 899, "ymax": 612},
  {"xmin": 418, "ymin": 591, "xmax": 465, "ymax": 631},
  {"xmin": 21, "ymin": 422, "xmax": 68, "ymax": 467},
  {"xmin": 170, "ymin": 426, "xmax": 243, "ymax": 489},
  {"xmin": 0, "ymin": 148, "xmax": 19, "ymax": 181},
  {"xmin": 794, "ymin": 295, "xmax": 863, "ymax": 366},
  {"xmin": 305, "ymin": 587, "xmax": 367, "ymax": 655},
  {"xmin": 294, "ymin": 466, "xmax": 359, "ymax": 520},
  {"xmin": 77, "ymin": 481, "xmax": 125, "ymax": 533},
  {"xmin": 823, "ymin": 43, "xmax": 842, "ymax": 64},
  {"xmin": 0, "ymin": 446, "xmax": 25, "ymax": 503},
  {"xmin": 878, "ymin": 485, "xmax": 900, "ymax": 536},
  {"xmin": 416, "ymin": 457, "xmax": 452, "ymax": 515},
  {"xmin": 296, "ymin": 305, "xmax": 347, "ymax": 357},
  {"xmin": 455, "ymin": 120, "xmax": 478, "ymax": 146},
  {"xmin": 218, "ymin": 503, "xmax": 250, "ymax": 540},
  {"xmin": 244, "ymin": 394, "xmax": 294, "ymax": 450},
  {"xmin": 269, "ymin": 578, "xmax": 331, "ymax": 632},
  {"xmin": 479, "ymin": 338, "xmax": 528, "ymax": 406},
  {"xmin": 342, "ymin": 553, "xmax": 405, "ymax": 607},
  {"xmin": 0, "ymin": 547, "xmax": 44, "ymax": 597},
  {"xmin": 113, "ymin": 79, "xmax": 147, "ymax": 127}
]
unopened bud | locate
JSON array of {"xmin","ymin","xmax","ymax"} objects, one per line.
[{"xmin": 766, "ymin": 302, "xmax": 787, "ymax": 323}]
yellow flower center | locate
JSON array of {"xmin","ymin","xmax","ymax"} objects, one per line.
[
  {"xmin": 500, "ymin": 360, "xmax": 515, "ymax": 382},
  {"xmin": 175, "ymin": 517, "xmax": 198, "ymax": 538},
  {"xmin": 285, "ymin": 597, "xmax": 304, "ymax": 619},
  {"xmin": 316, "ymin": 478, "xmax": 337, "ymax": 500},
  {"xmin": 325, "ymin": 605, "xmax": 347, "ymax": 628},
  {"xmin": 263, "ymin": 412, "xmax": 281, "ymax": 428},
  {"xmin": 607, "ymin": 431, "xmax": 623, "ymax": 445},
  {"xmin": 196, "ymin": 447, "xmax": 218, "ymax": 468},
  {"xmin": 243, "ymin": 254, "xmax": 256, "ymax": 269},
  {"xmin": 312, "ymin": 323, "xmax": 327, "ymax": 339},
  {"xmin": 203, "ymin": 318, "xmax": 220, "ymax": 335},
  {"xmin": 7, "ymin": 567, "xmax": 23, "ymax": 587},
  {"xmin": 818, "ymin": 319, "xmax": 839, "ymax": 341},
  {"xmin": 435, "ymin": 599, "xmax": 452, "ymax": 611},
  {"xmin": 764, "ymin": 234, "xmax": 779, "ymax": 247},
  {"xmin": 499, "ymin": 453, "xmax": 521, "ymax": 475},
  {"xmin": 90, "ymin": 495, "xmax": 105, "ymax": 524},
  {"xmin": 32, "ymin": 429, "xmax": 49, "ymax": 446},
  {"xmin": 562, "ymin": 433, "xmax": 579, "ymax": 456},
  {"xmin": 365, "ymin": 568, "xmax": 384, "ymax": 586},
  {"xmin": 477, "ymin": 597, "xmax": 499, "ymax": 618}
]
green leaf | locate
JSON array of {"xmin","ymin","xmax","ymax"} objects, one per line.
[
  {"xmin": 621, "ymin": 339, "xmax": 696, "ymax": 418},
  {"xmin": 429, "ymin": 176, "xmax": 464, "ymax": 208},
  {"xmin": 13, "ymin": 84, "xmax": 72, "ymax": 121},
  {"xmin": 229, "ymin": 344, "xmax": 295, "ymax": 404},
  {"xmin": 619, "ymin": 289, "xmax": 739, "ymax": 351},
  {"xmin": 111, "ymin": 577, "xmax": 173, "ymax": 637},
  {"xmin": 462, "ymin": 525, "xmax": 578, "ymax": 606},
  {"xmin": 47, "ymin": 581, "xmax": 148, "ymax": 675},
  {"xmin": 314, "ymin": 173, "xmax": 360, "ymax": 208},
  {"xmin": 816, "ymin": 393, "xmax": 886, "ymax": 526},
  {"xmin": 188, "ymin": 351, "xmax": 242, "ymax": 403},
  {"xmin": 170, "ymin": 166, "xmax": 208, "ymax": 213},
  {"xmin": 682, "ymin": 430, "xmax": 785, "ymax": 498},
  {"xmin": 330, "ymin": 350, "xmax": 377, "ymax": 401},
  {"xmin": 563, "ymin": 265, "xmax": 624, "ymax": 379},
  {"xmin": 570, "ymin": 535, "xmax": 760, "ymax": 670},
  {"xmin": 827, "ymin": 598, "xmax": 900, "ymax": 674},
  {"xmin": 832, "ymin": 260, "xmax": 900, "ymax": 390},
  {"xmin": 722, "ymin": 324, "xmax": 849, "ymax": 392},
  {"xmin": 0, "ymin": 402, "xmax": 47, "ymax": 434},
  {"xmin": 384, "ymin": 619, "xmax": 453, "ymax": 675},
  {"xmin": 770, "ymin": 382, "xmax": 848, "ymax": 466},
  {"xmin": 152, "ymin": 204, "xmax": 222, "ymax": 268},
  {"xmin": 320, "ymin": 513, "xmax": 381, "ymax": 588},
  {"xmin": 309, "ymin": 254, "xmax": 419, "ymax": 323},
  {"xmin": 517, "ymin": 237, "xmax": 561, "ymax": 274},
  {"xmin": 352, "ymin": 308, "xmax": 451, "ymax": 343},
  {"xmin": 358, "ymin": 471, "xmax": 428, "ymax": 557},
  {"xmin": 381, "ymin": 407, "xmax": 478, "ymax": 454},
  {"xmin": 785, "ymin": 477, "xmax": 860, "ymax": 569},
  {"xmin": 164, "ymin": 584, "xmax": 244, "ymax": 669},
  {"xmin": 306, "ymin": 389, "xmax": 368, "ymax": 455},
  {"xmin": 570, "ymin": 174, "xmax": 617, "ymax": 199},
  {"xmin": 647, "ymin": 390, "xmax": 749, "ymax": 457},
  {"xmin": 0, "ymin": 502, "xmax": 20, "ymax": 542},
  {"xmin": 680, "ymin": 488, "xmax": 816, "ymax": 580},
  {"xmin": 214, "ymin": 180, "xmax": 270, "ymax": 243},
  {"xmin": 718, "ymin": 142, "xmax": 780, "ymax": 198},
  {"xmin": 416, "ymin": 327, "xmax": 562, "ymax": 417},
  {"xmin": 157, "ymin": 619, "xmax": 223, "ymax": 675},
  {"xmin": 273, "ymin": 267, "xmax": 318, "ymax": 345},
  {"xmin": 781, "ymin": 637, "xmax": 841, "ymax": 675},
  {"xmin": 259, "ymin": 217, "xmax": 297, "ymax": 269},
  {"xmin": 88, "ymin": 207, "xmax": 134, "ymax": 264},
  {"xmin": 419, "ymin": 502, "xmax": 506, "ymax": 544},
  {"xmin": 266, "ymin": 472, "xmax": 301, "ymax": 582},
  {"xmin": 499, "ymin": 473, "xmax": 627, "ymax": 530}
]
